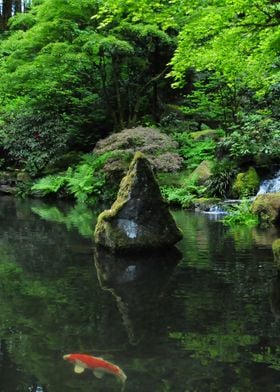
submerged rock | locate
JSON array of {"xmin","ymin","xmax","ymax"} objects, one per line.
[{"xmin": 94, "ymin": 152, "xmax": 182, "ymax": 251}]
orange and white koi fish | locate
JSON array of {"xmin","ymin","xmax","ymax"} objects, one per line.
[{"xmin": 63, "ymin": 353, "xmax": 127, "ymax": 384}]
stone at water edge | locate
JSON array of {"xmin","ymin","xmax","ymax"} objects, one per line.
[
  {"xmin": 94, "ymin": 152, "xmax": 182, "ymax": 251},
  {"xmin": 252, "ymin": 193, "xmax": 280, "ymax": 226}
]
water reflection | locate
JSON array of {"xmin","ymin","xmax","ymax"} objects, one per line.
[
  {"xmin": 1, "ymin": 198, "xmax": 280, "ymax": 390},
  {"xmin": 94, "ymin": 246, "xmax": 182, "ymax": 345}
]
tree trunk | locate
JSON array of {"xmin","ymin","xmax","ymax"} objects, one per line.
[
  {"xmin": 14, "ymin": 0, "xmax": 22, "ymax": 13},
  {"xmin": 112, "ymin": 55, "xmax": 124, "ymax": 130},
  {"xmin": 0, "ymin": 0, "xmax": 13, "ymax": 30}
]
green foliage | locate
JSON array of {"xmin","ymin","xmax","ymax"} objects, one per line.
[
  {"xmin": 173, "ymin": 132, "xmax": 216, "ymax": 170},
  {"xmin": 31, "ymin": 152, "xmax": 115, "ymax": 203},
  {"xmin": 220, "ymin": 114, "xmax": 280, "ymax": 163},
  {"xmin": 2, "ymin": 110, "xmax": 70, "ymax": 175},
  {"xmin": 171, "ymin": 1, "xmax": 280, "ymax": 93},
  {"xmin": 161, "ymin": 175, "xmax": 206, "ymax": 208},
  {"xmin": 93, "ymin": 0, "xmax": 186, "ymax": 31},
  {"xmin": 182, "ymin": 74, "xmax": 235, "ymax": 127},
  {"xmin": 31, "ymin": 174, "xmax": 66, "ymax": 196},
  {"xmin": 0, "ymin": 0, "xmax": 180, "ymax": 168},
  {"xmin": 161, "ymin": 186, "xmax": 195, "ymax": 208},
  {"xmin": 0, "ymin": 0, "xmax": 278, "ymax": 190},
  {"xmin": 206, "ymin": 161, "xmax": 237, "ymax": 198},
  {"xmin": 252, "ymin": 347, "xmax": 280, "ymax": 371},
  {"xmin": 222, "ymin": 200, "xmax": 259, "ymax": 227}
]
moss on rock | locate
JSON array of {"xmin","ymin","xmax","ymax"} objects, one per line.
[
  {"xmin": 193, "ymin": 197, "xmax": 221, "ymax": 212},
  {"xmin": 190, "ymin": 129, "xmax": 221, "ymax": 141},
  {"xmin": 252, "ymin": 193, "xmax": 280, "ymax": 226},
  {"xmin": 94, "ymin": 152, "xmax": 183, "ymax": 252},
  {"xmin": 189, "ymin": 160, "xmax": 213, "ymax": 185},
  {"xmin": 232, "ymin": 167, "xmax": 260, "ymax": 198}
]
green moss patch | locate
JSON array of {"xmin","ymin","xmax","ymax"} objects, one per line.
[{"xmin": 232, "ymin": 167, "xmax": 260, "ymax": 198}]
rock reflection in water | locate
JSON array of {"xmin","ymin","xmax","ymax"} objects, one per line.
[
  {"xmin": 271, "ymin": 272, "xmax": 280, "ymax": 321},
  {"xmin": 94, "ymin": 246, "xmax": 182, "ymax": 345}
]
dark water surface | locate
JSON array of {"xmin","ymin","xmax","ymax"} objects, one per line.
[{"xmin": 1, "ymin": 197, "xmax": 280, "ymax": 392}]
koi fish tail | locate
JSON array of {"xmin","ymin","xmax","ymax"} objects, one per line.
[{"xmin": 120, "ymin": 381, "xmax": 126, "ymax": 392}]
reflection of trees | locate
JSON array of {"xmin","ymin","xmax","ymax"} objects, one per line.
[
  {"xmin": 0, "ymin": 197, "xmax": 94, "ymax": 277},
  {"xmin": 0, "ymin": 198, "xmax": 280, "ymax": 391},
  {"xmin": 0, "ymin": 257, "xmax": 129, "ymax": 391}
]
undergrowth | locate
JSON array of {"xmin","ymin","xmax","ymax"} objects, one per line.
[
  {"xmin": 172, "ymin": 132, "xmax": 216, "ymax": 170},
  {"xmin": 31, "ymin": 152, "xmax": 116, "ymax": 204},
  {"xmin": 160, "ymin": 175, "xmax": 206, "ymax": 208},
  {"xmin": 222, "ymin": 200, "xmax": 259, "ymax": 227}
]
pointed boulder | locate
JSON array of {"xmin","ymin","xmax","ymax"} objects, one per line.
[{"xmin": 94, "ymin": 152, "xmax": 182, "ymax": 251}]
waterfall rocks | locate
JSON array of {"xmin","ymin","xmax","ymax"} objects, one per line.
[
  {"xmin": 94, "ymin": 152, "xmax": 183, "ymax": 252},
  {"xmin": 232, "ymin": 167, "xmax": 260, "ymax": 198},
  {"xmin": 252, "ymin": 193, "xmax": 280, "ymax": 226}
]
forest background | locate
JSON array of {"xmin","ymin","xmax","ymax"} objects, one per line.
[{"xmin": 0, "ymin": 0, "xmax": 279, "ymax": 208}]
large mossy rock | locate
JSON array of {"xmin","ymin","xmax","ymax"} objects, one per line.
[
  {"xmin": 190, "ymin": 160, "xmax": 213, "ymax": 185},
  {"xmin": 94, "ymin": 152, "xmax": 182, "ymax": 252},
  {"xmin": 252, "ymin": 193, "xmax": 280, "ymax": 226},
  {"xmin": 232, "ymin": 167, "xmax": 260, "ymax": 198}
]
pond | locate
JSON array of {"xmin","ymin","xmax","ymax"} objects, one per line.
[{"xmin": 0, "ymin": 196, "xmax": 280, "ymax": 391}]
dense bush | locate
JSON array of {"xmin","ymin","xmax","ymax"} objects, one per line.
[
  {"xmin": 2, "ymin": 110, "xmax": 71, "ymax": 175},
  {"xmin": 160, "ymin": 175, "xmax": 206, "ymax": 208},
  {"xmin": 206, "ymin": 160, "xmax": 237, "ymax": 198},
  {"xmin": 94, "ymin": 127, "xmax": 184, "ymax": 180},
  {"xmin": 219, "ymin": 114, "xmax": 280, "ymax": 164},
  {"xmin": 173, "ymin": 132, "xmax": 216, "ymax": 170}
]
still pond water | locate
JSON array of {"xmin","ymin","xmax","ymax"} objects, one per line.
[{"xmin": 1, "ymin": 197, "xmax": 280, "ymax": 392}]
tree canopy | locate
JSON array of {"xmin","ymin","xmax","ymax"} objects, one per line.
[{"xmin": 0, "ymin": 0, "xmax": 279, "ymax": 177}]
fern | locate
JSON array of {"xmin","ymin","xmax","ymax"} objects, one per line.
[
  {"xmin": 222, "ymin": 200, "xmax": 259, "ymax": 227},
  {"xmin": 161, "ymin": 186, "xmax": 195, "ymax": 208},
  {"xmin": 31, "ymin": 152, "xmax": 115, "ymax": 203},
  {"xmin": 31, "ymin": 174, "xmax": 66, "ymax": 195},
  {"xmin": 66, "ymin": 164, "xmax": 105, "ymax": 203}
]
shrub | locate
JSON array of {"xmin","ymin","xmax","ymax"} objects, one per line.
[
  {"xmin": 206, "ymin": 161, "xmax": 237, "ymax": 198},
  {"xmin": 31, "ymin": 152, "xmax": 115, "ymax": 203},
  {"xmin": 160, "ymin": 186, "xmax": 195, "ymax": 208},
  {"xmin": 160, "ymin": 175, "xmax": 206, "ymax": 208},
  {"xmin": 172, "ymin": 132, "xmax": 216, "ymax": 170},
  {"xmin": 2, "ymin": 110, "xmax": 71, "ymax": 175},
  {"xmin": 219, "ymin": 114, "xmax": 280, "ymax": 163},
  {"xmin": 222, "ymin": 200, "xmax": 259, "ymax": 227},
  {"xmin": 94, "ymin": 126, "xmax": 183, "ymax": 173}
]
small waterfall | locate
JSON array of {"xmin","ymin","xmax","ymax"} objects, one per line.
[
  {"xmin": 200, "ymin": 199, "xmax": 246, "ymax": 216},
  {"xmin": 207, "ymin": 204, "xmax": 227, "ymax": 214},
  {"xmin": 257, "ymin": 169, "xmax": 280, "ymax": 195}
]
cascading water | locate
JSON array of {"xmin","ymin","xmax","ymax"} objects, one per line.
[
  {"xmin": 257, "ymin": 169, "xmax": 280, "ymax": 195},
  {"xmin": 200, "ymin": 168, "xmax": 280, "ymax": 216}
]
